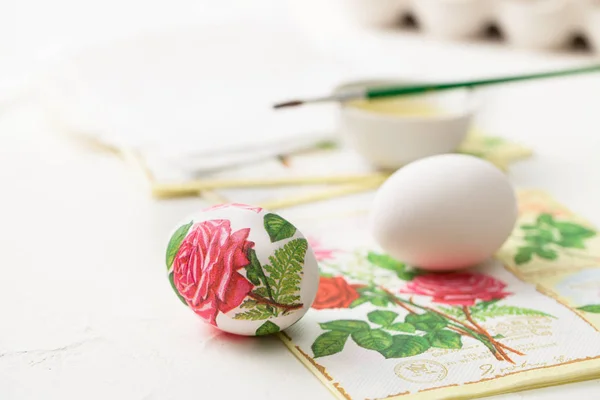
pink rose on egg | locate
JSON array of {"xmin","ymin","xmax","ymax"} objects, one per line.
[
  {"xmin": 400, "ymin": 272, "xmax": 511, "ymax": 306},
  {"xmin": 172, "ymin": 219, "xmax": 255, "ymax": 325}
]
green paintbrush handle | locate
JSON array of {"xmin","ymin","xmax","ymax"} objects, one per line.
[{"xmin": 366, "ymin": 64, "xmax": 600, "ymax": 99}]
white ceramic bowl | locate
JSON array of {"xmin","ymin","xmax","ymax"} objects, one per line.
[
  {"xmin": 335, "ymin": 80, "xmax": 477, "ymax": 170},
  {"xmin": 497, "ymin": 0, "xmax": 576, "ymax": 49},
  {"xmin": 410, "ymin": 0, "xmax": 494, "ymax": 39}
]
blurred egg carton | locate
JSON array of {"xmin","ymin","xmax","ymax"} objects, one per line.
[{"xmin": 293, "ymin": 0, "xmax": 600, "ymax": 52}]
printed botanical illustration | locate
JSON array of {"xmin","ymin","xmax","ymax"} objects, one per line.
[
  {"xmin": 282, "ymin": 192, "xmax": 600, "ymax": 400},
  {"xmin": 164, "ymin": 205, "xmax": 306, "ymax": 335},
  {"xmin": 498, "ymin": 192, "xmax": 600, "ymax": 279},
  {"xmin": 311, "ymin": 253, "xmax": 552, "ymax": 364},
  {"xmin": 234, "ymin": 238, "xmax": 307, "ymax": 322},
  {"xmin": 512, "ymin": 213, "xmax": 597, "ymax": 266}
]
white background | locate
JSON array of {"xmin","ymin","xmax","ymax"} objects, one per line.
[{"xmin": 0, "ymin": 0, "xmax": 599, "ymax": 399}]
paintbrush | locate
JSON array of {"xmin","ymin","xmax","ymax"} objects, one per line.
[{"xmin": 273, "ymin": 64, "xmax": 600, "ymax": 109}]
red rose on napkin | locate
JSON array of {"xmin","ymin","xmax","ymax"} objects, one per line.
[
  {"xmin": 400, "ymin": 273, "xmax": 510, "ymax": 306},
  {"xmin": 172, "ymin": 219, "xmax": 255, "ymax": 325},
  {"xmin": 312, "ymin": 276, "xmax": 361, "ymax": 309}
]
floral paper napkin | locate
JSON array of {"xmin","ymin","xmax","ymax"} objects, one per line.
[
  {"xmin": 280, "ymin": 191, "xmax": 600, "ymax": 400},
  {"xmin": 202, "ymin": 130, "xmax": 532, "ymax": 209}
]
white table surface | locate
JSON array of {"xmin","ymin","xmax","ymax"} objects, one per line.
[{"xmin": 1, "ymin": 1, "xmax": 599, "ymax": 399}]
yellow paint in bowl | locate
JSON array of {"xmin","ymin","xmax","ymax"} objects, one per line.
[{"xmin": 346, "ymin": 97, "xmax": 445, "ymax": 117}]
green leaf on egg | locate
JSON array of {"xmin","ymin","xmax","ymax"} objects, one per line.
[
  {"xmin": 168, "ymin": 272, "xmax": 188, "ymax": 306},
  {"xmin": 263, "ymin": 213, "xmax": 297, "ymax": 242},
  {"xmin": 245, "ymin": 249, "xmax": 263, "ymax": 286},
  {"xmin": 255, "ymin": 321, "xmax": 281, "ymax": 336},
  {"xmin": 233, "ymin": 302, "xmax": 276, "ymax": 320},
  {"xmin": 263, "ymin": 238, "xmax": 307, "ymax": 305},
  {"xmin": 165, "ymin": 221, "xmax": 193, "ymax": 270},
  {"xmin": 245, "ymin": 248, "xmax": 274, "ymax": 302}
]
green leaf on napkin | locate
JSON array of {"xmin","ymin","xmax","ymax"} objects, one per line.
[
  {"xmin": 554, "ymin": 222, "xmax": 596, "ymax": 239},
  {"xmin": 535, "ymin": 247, "xmax": 558, "ymax": 260},
  {"xmin": 379, "ymin": 335, "xmax": 430, "ymax": 359},
  {"xmin": 425, "ymin": 330, "xmax": 462, "ymax": 350},
  {"xmin": 366, "ymin": 252, "xmax": 419, "ymax": 281},
  {"xmin": 319, "ymin": 320, "xmax": 370, "ymax": 333},
  {"xmin": 578, "ymin": 304, "xmax": 600, "ymax": 314},
  {"xmin": 405, "ymin": 312, "xmax": 447, "ymax": 332},
  {"xmin": 367, "ymin": 310, "xmax": 398, "ymax": 327},
  {"xmin": 312, "ymin": 331, "xmax": 350, "ymax": 358},
  {"xmin": 514, "ymin": 247, "xmax": 534, "ymax": 265},
  {"xmin": 514, "ymin": 214, "xmax": 596, "ymax": 266},
  {"xmin": 352, "ymin": 329, "xmax": 393, "ymax": 351},
  {"xmin": 387, "ymin": 323, "xmax": 416, "ymax": 333},
  {"xmin": 469, "ymin": 305, "xmax": 554, "ymax": 322}
]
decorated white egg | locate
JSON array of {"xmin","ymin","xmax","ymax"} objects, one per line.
[
  {"xmin": 165, "ymin": 203, "xmax": 319, "ymax": 336},
  {"xmin": 370, "ymin": 154, "xmax": 518, "ymax": 271}
]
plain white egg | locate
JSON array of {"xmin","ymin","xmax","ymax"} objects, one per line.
[{"xmin": 370, "ymin": 154, "xmax": 518, "ymax": 271}]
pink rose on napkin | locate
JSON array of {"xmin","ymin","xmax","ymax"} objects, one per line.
[
  {"xmin": 307, "ymin": 237, "xmax": 337, "ymax": 262},
  {"xmin": 172, "ymin": 219, "xmax": 255, "ymax": 325},
  {"xmin": 400, "ymin": 273, "xmax": 510, "ymax": 306}
]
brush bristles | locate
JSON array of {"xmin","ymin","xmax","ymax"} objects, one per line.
[{"xmin": 272, "ymin": 100, "xmax": 304, "ymax": 109}]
